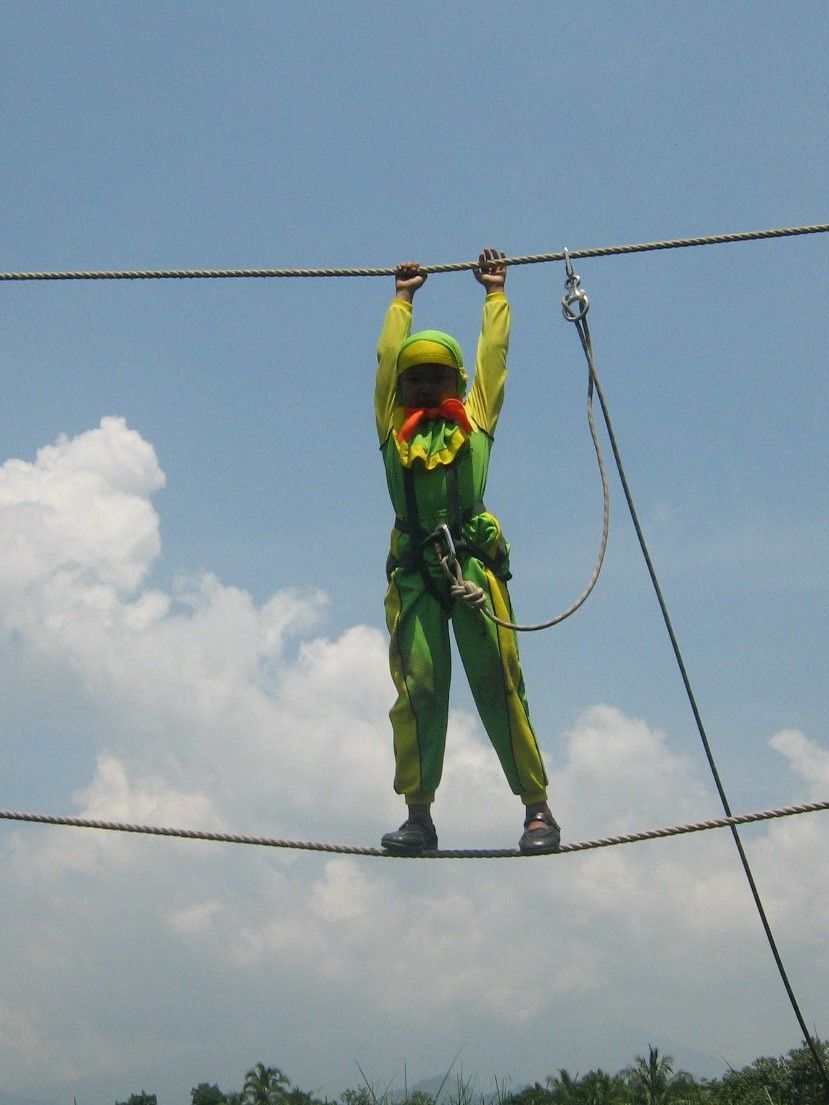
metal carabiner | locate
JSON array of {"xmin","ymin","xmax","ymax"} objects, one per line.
[
  {"xmin": 435, "ymin": 523, "xmax": 456, "ymax": 559},
  {"xmin": 561, "ymin": 247, "xmax": 590, "ymax": 321},
  {"xmin": 423, "ymin": 522, "xmax": 457, "ymax": 561}
]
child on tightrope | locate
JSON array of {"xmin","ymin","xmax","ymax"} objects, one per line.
[{"xmin": 375, "ymin": 247, "xmax": 561, "ymax": 855}]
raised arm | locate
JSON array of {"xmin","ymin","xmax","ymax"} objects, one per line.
[
  {"xmin": 375, "ymin": 263, "xmax": 427, "ymax": 442},
  {"xmin": 466, "ymin": 249, "xmax": 510, "ymax": 436}
]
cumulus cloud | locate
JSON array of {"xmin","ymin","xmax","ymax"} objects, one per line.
[
  {"xmin": 0, "ymin": 416, "xmax": 164, "ymax": 598},
  {"xmin": 0, "ymin": 420, "xmax": 826, "ymax": 1104}
]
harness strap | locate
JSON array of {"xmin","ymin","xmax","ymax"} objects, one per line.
[
  {"xmin": 393, "ymin": 498, "xmax": 486, "ymax": 537},
  {"xmin": 402, "ymin": 462, "xmax": 425, "ymax": 543},
  {"xmin": 396, "ymin": 443, "xmax": 478, "ymax": 540},
  {"xmin": 446, "ymin": 456, "xmax": 462, "ymax": 539},
  {"xmin": 390, "ymin": 444, "xmax": 511, "ymax": 595},
  {"xmin": 398, "ymin": 462, "xmax": 453, "ymax": 612}
]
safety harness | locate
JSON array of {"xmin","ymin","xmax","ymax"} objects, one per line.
[{"xmin": 387, "ymin": 439, "xmax": 510, "ymax": 611}]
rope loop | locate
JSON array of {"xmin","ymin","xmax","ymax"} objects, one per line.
[
  {"xmin": 429, "ymin": 258, "xmax": 610, "ymax": 634},
  {"xmin": 562, "ymin": 288, "xmax": 590, "ymax": 321}
]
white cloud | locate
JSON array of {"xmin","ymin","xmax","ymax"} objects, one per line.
[
  {"xmin": 770, "ymin": 728, "xmax": 829, "ymax": 792},
  {"xmin": 0, "ymin": 421, "xmax": 826, "ymax": 1103},
  {"xmin": 0, "ymin": 416, "xmax": 164, "ymax": 598}
]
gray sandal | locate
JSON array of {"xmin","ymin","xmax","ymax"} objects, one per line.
[{"xmin": 519, "ymin": 810, "xmax": 561, "ymax": 854}]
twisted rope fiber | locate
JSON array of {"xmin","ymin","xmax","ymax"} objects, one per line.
[
  {"xmin": 1, "ymin": 223, "xmax": 826, "ymax": 282},
  {"xmin": 0, "ymin": 800, "xmax": 825, "ymax": 858}
]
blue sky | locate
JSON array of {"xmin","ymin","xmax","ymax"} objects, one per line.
[{"xmin": 0, "ymin": 4, "xmax": 827, "ymax": 1104}]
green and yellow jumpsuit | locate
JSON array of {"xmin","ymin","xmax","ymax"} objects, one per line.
[{"xmin": 376, "ymin": 291, "xmax": 549, "ymax": 806}]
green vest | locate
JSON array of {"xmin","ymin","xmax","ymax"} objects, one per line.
[{"xmin": 381, "ymin": 428, "xmax": 511, "ymax": 581}]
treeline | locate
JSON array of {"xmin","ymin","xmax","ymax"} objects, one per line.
[{"xmin": 115, "ymin": 1043, "xmax": 829, "ymax": 1105}]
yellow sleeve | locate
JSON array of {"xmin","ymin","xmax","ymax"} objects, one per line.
[
  {"xmin": 375, "ymin": 297, "xmax": 412, "ymax": 442},
  {"xmin": 465, "ymin": 291, "xmax": 510, "ymax": 436}
]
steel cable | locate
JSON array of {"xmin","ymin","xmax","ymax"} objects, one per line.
[{"xmin": 570, "ymin": 272, "xmax": 829, "ymax": 1089}]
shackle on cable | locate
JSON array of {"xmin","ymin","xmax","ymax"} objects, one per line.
[{"xmin": 561, "ymin": 247, "xmax": 589, "ymax": 321}]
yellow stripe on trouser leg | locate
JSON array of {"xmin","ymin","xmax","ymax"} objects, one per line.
[
  {"xmin": 384, "ymin": 567, "xmax": 452, "ymax": 802},
  {"xmin": 452, "ymin": 559, "xmax": 548, "ymax": 804}
]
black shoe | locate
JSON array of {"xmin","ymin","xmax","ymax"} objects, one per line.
[
  {"xmin": 519, "ymin": 810, "xmax": 561, "ymax": 854},
  {"xmin": 381, "ymin": 818, "xmax": 438, "ymax": 854}
]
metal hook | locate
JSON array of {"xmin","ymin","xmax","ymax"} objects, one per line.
[
  {"xmin": 563, "ymin": 247, "xmax": 577, "ymax": 285},
  {"xmin": 561, "ymin": 248, "xmax": 589, "ymax": 320}
]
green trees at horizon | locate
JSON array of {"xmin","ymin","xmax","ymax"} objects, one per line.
[{"xmin": 114, "ymin": 1041, "xmax": 829, "ymax": 1105}]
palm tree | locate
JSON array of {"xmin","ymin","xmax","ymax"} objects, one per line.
[
  {"xmin": 242, "ymin": 1063, "xmax": 291, "ymax": 1105},
  {"xmin": 624, "ymin": 1047, "xmax": 685, "ymax": 1105},
  {"xmin": 548, "ymin": 1070, "xmax": 582, "ymax": 1105},
  {"xmin": 579, "ymin": 1070, "xmax": 628, "ymax": 1105},
  {"xmin": 547, "ymin": 1069, "xmax": 627, "ymax": 1105}
]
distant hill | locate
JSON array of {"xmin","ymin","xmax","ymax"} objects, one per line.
[{"xmin": 0, "ymin": 1091, "xmax": 59, "ymax": 1105}]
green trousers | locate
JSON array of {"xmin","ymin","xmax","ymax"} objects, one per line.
[{"xmin": 384, "ymin": 551, "xmax": 548, "ymax": 805}]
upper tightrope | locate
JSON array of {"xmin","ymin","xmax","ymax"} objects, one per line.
[{"xmin": 1, "ymin": 223, "xmax": 827, "ymax": 282}]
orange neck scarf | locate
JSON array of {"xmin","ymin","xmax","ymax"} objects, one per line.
[{"xmin": 398, "ymin": 398, "xmax": 472, "ymax": 443}]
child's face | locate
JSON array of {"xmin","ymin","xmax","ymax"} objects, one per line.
[{"xmin": 399, "ymin": 363, "xmax": 459, "ymax": 407}]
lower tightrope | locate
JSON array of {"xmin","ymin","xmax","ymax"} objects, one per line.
[{"xmin": 0, "ymin": 799, "xmax": 825, "ymax": 859}]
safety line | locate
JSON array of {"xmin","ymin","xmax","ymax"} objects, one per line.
[
  {"xmin": 1, "ymin": 223, "xmax": 826, "ymax": 282},
  {"xmin": 0, "ymin": 799, "xmax": 825, "ymax": 859},
  {"xmin": 577, "ymin": 289, "xmax": 828, "ymax": 1089},
  {"xmin": 435, "ymin": 256, "xmax": 610, "ymax": 632}
]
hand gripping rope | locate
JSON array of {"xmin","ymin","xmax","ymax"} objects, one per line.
[{"xmin": 434, "ymin": 250, "xmax": 609, "ymax": 631}]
